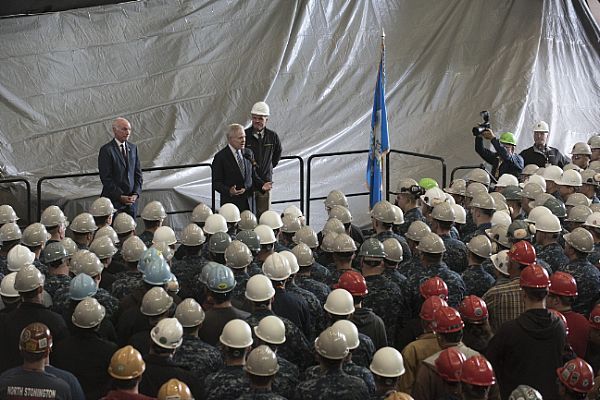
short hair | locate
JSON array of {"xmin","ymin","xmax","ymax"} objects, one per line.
[
  {"xmin": 523, "ymin": 287, "xmax": 548, "ymax": 301},
  {"xmin": 227, "ymin": 124, "xmax": 245, "ymax": 140},
  {"xmin": 112, "ymin": 117, "xmax": 129, "ymax": 132}
]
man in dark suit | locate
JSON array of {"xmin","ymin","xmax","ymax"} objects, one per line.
[
  {"xmin": 98, "ymin": 117, "xmax": 143, "ymax": 218},
  {"xmin": 212, "ymin": 124, "xmax": 265, "ymax": 212}
]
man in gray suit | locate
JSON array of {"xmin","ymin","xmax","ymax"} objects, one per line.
[{"xmin": 98, "ymin": 117, "xmax": 143, "ymax": 218}]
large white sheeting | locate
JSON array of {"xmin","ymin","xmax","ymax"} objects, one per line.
[{"xmin": 0, "ymin": 0, "xmax": 599, "ymax": 230}]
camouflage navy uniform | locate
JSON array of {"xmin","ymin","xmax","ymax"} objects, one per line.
[
  {"xmin": 406, "ymin": 261, "xmax": 466, "ymax": 308},
  {"xmin": 305, "ymin": 362, "xmax": 376, "ymax": 394},
  {"xmin": 381, "ymin": 268, "xmax": 408, "ymax": 292},
  {"xmin": 172, "ymin": 334, "xmax": 223, "ymax": 378},
  {"xmin": 295, "ymin": 274, "xmax": 331, "ymax": 305},
  {"xmin": 247, "ymin": 260, "xmax": 263, "ymax": 277},
  {"xmin": 232, "ymin": 272, "xmax": 251, "ymax": 312},
  {"xmin": 588, "ymin": 242, "xmax": 600, "ymax": 268},
  {"xmin": 288, "ymin": 280, "xmax": 326, "ymax": 335},
  {"xmin": 449, "ymin": 226, "xmax": 461, "ymax": 241},
  {"xmin": 481, "ymin": 258, "xmax": 497, "ymax": 280},
  {"xmin": 459, "ymin": 211, "xmax": 477, "ymax": 240},
  {"xmin": 271, "ymin": 355, "xmax": 300, "ymax": 399},
  {"xmin": 461, "ymin": 223, "xmax": 492, "ymax": 245},
  {"xmin": 237, "ymin": 389, "xmax": 286, "ymax": 400},
  {"xmin": 440, "ymin": 234, "xmax": 468, "ymax": 274},
  {"xmin": 246, "ymin": 309, "xmax": 313, "ymax": 371},
  {"xmin": 310, "ymin": 261, "xmax": 332, "ymax": 284},
  {"xmin": 326, "ymin": 268, "xmax": 361, "ymax": 289},
  {"xmin": 44, "ymin": 274, "xmax": 71, "ymax": 301},
  {"xmin": 204, "ymin": 365, "xmax": 250, "ymax": 400},
  {"xmin": 111, "ymin": 270, "xmax": 144, "ymax": 300},
  {"xmin": 351, "ymin": 332, "xmax": 376, "ymax": 369},
  {"xmin": 398, "ymin": 258, "xmax": 422, "ymax": 281},
  {"xmin": 363, "ymin": 274, "xmax": 410, "ymax": 343},
  {"xmin": 294, "ymin": 369, "xmax": 370, "ymax": 400},
  {"xmin": 537, "ymin": 242, "xmax": 569, "ymax": 273},
  {"xmin": 558, "ymin": 258, "xmax": 600, "ymax": 316},
  {"xmin": 138, "ymin": 231, "xmax": 154, "ymax": 248},
  {"xmin": 172, "ymin": 255, "xmax": 206, "ymax": 299},
  {"xmin": 33, "ymin": 259, "xmax": 49, "ymax": 276},
  {"xmin": 461, "ymin": 265, "xmax": 495, "ymax": 297},
  {"xmin": 53, "ymin": 286, "xmax": 119, "ymax": 321},
  {"xmin": 396, "ymin": 207, "xmax": 426, "ymax": 237},
  {"xmin": 0, "ymin": 255, "xmax": 8, "ymax": 276}
]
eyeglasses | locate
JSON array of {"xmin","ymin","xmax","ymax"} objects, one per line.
[{"xmin": 362, "ymin": 259, "xmax": 382, "ymax": 267}]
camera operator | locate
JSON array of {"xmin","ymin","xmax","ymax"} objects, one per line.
[
  {"xmin": 519, "ymin": 121, "xmax": 570, "ymax": 168},
  {"xmin": 474, "ymin": 129, "xmax": 524, "ymax": 179}
]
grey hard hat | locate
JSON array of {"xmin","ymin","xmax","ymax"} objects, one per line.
[{"xmin": 415, "ymin": 232, "xmax": 446, "ymax": 254}]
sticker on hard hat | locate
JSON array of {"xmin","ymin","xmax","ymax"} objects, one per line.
[
  {"xmin": 38, "ymin": 338, "xmax": 48, "ymax": 349},
  {"xmin": 594, "ymin": 316, "xmax": 600, "ymax": 323},
  {"xmin": 474, "ymin": 307, "xmax": 483, "ymax": 317},
  {"xmin": 514, "ymin": 229, "xmax": 527, "ymax": 239},
  {"xmin": 217, "ymin": 283, "xmax": 228, "ymax": 289}
]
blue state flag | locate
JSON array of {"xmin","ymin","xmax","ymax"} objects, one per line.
[{"xmin": 366, "ymin": 36, "xmax": 390, "ymax": 209}]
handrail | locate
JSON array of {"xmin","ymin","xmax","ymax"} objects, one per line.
[
  {"xmin": 306, "ymin": 150, "xmax": 370, "ymax": 225},
  {"xmin": 450, "ymin": 164, "xmax": 497, "ymax": 183},
  {"xmin": 0, "ymin": 177, "xmax": 32, "ymax": 224},
  {"xmin": 386, "ymin": 149, "xmax": 447, "ymax": 196},
  {"xmin": 270, "ymin": 155, "xmax": 304, "ymax": 212},
  {"xmin": 37, "ymin": 163, "xmax": 213, "ymax": 220}
]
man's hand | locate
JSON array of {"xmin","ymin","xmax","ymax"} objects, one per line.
[
  {"xmin": 262, "ymin": 182, "xmax": 273, "ymax": 192},
  {"xmin": 482, "ymin": 129, "xmax": 495, "ymax": 141},
  {"xmin": 120, "ymin": 195, "xmax": 136, "ymax": 205},
  {"xmin": 229, "ymin": 186, "xmax": 246, "ymax": 196}
]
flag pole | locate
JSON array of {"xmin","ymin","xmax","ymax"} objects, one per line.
[{"xmin": 380, "ymin": 29, "xmax": 387, "ymax": 202}]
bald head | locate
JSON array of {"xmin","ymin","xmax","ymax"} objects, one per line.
[{"xmin": 112, "ymin": 118, "xmax": 131, "ymax": 142}]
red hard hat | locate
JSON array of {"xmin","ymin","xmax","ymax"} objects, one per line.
[
  {"xmin": 549, "ymin": 271, "xmax": 578, "ymax": 297},
  {"xmin": 519, "ymin": 264, "xmax": 550, "ymax": 288},
  {"xmin": 590, "ymin": 304, "xmax": 600, "ymax": 329},
  {"xmin": 556, "ymin": 358, "xmax": 594, "ymax": 394},
  {"xmin": 335, "ymin": 270, "xmax": 368, "ymax": 296},
  {"xmin": 432, "ymin": 306, "xmax": 464, "ymax": 333},
  {"xmin": 461, "ymin": 355, "xmax": 496, "ymax": 387},
  {"xmin": 508, "ymin": 240, "xmax": 536, "ymax": 265},
  {"xmin": 434, "ymin": 347, "xmax": 466, "ymax": 382},
  {"xmin": 549, "ymin": 309, "xmax": 569, "ymax": 335},
  {"xmin": 419, "ymin": 296, "xmax": 448, "ymax": 322},
  {"xmin": 458, "ymin": 295, "xmax": 488, "ymax": 324},
  {"xmin": 419, "ymin": 277, "xmax": 448, "ymax": 300}
]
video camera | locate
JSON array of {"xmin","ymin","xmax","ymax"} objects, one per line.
[{"xmin": 472, "ymin": 111, "xmax": 491, "ymax": 136}]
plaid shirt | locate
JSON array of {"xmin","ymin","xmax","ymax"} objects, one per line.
[{"xmin": 482, "ymin": 277, "xmax": 523, "ymax": 332}]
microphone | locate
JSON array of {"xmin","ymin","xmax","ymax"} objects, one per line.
[{"xmin": 243, "ymin": 148, "xmax": 258, "ymax": 168}]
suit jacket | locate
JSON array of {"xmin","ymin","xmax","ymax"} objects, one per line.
[
  {"xmin": 98, "ymin": 139, "xmax": 143, "ymax": 215},
  {"xmin": 212, "ymin": 146, "xmax": 260, "ymax": 211}
]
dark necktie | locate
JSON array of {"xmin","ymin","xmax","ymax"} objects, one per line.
[
  {"xmin": 236, "ymin": 150, "xmax": 245, "ymax": 175},
  {"xmin": 121, "ymin": 143, "xmax": 128, "ymax": 166}
]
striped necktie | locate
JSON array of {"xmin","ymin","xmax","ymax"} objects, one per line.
[{"xmin": 236, "ymin": 150, "xmax": 245, "ymax": 175}]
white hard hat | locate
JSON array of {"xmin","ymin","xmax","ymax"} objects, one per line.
[
  {"xmin": 245, "ymin": 274, "xmax": 276, "ymax": 302},
  {"xmin": 244, "ymin": 345, "xmax": 279, "ymax": 377},
  {"xmin": 112, "ymin": 213, "xmax": 137, "ymax": 235},
  {"xmin": 70, "ymin": 213, "xmax": 98, "ymax": 233},
  {"xmin": 191, "ymin": 203, "xmax": 213, "ymax": 223},
  {"xmin": 556, "ymin": 170, "xmax": 583, "ymax": 187},
  {"xmin": 279, "ymin": 251, "xmax": 299, "ymax": 274},
  {"xmin": 382, "ymin": 238, "xmax": 403, "ymax": 262},
  {"xmin": 583, "ymin": 211, "xmax": 600, "ymax": 229},
  {"xmin": 588, "ymin": 135, "xmax": 600, "ymax": 149},
  {"xmin": 95, "ymin": 226, "xmax": 120, "ymax": 244},
  {"xmin": 315, "ymin": 327, "xmax": 349, "ymax": 360},
  {"xmin": 141, "ymin": 201, "xmax": 167, "ymax": 221},
  {"xmin": 153, "ymin": 226, "xmax": 177, "ymax": 246},
  {"xmin": 283, "ymin": 205, "xmax": 303, "ymax": 219},
  {"xmin": 89, "ymin": 236, "xmax": 118, "ymax": 260},
  {"xmin": 180, "ymin": 223, "xmax": 206, "ymax": 246},
  {"xmin": 320, "ymin": 232, "xmax": 339, "ymax": 253},
  {"xmin": 259, "ymin": 210, "xmax": 283, "ymax": 230},
  {"xmin": 323, "ymin": 288, "xmax": 355, "ymax": 316},
  {"xmin": 524, "ymin": 175, "xmax": 547, "ymax": 192},
  {"xmin": 151, "ymin": 318, "xmax": 183, "ymax": 349},
  {"xmin": 291, "ymin": 242, "xmax": 315, "ymax": 267},
  {"xmin": 491, "ymin": 211, "xmax": 512, "ymax": 227},
  {"xmin": 14, "ymin": 265, "xmax": 44, "ymax": 292},
  {"xmin": 452, "ymin": 204, "xmax": 467, "ymax": 225},
  {"xmin": 121, "ymin": 236, "xmax": 148, "ymax": 263},
  {"xmin": 331, "ymin": 320, "xmax": 360, "ymax": 350},
  {"xmin": 542, "ymin": 165, "xmax": 563, "ymax": 182},
  {"xmin": 141, "ymin": 287, "xmax": 174, "ymax": 316},
  {"xmin": 466, "ymin": 169, "xmax": 491, "ymax": 186},
  {"xmin": 0, "ymin": 204, "xmax": 18, "ymax": 224},
  {"xmin": 218, "ymin": 203, "xmax": 241, "ymax": 223},
  {"xmin": 322, "ymin": 218, "xmax": 345, "ymax": 236},
  {"xmin": 466, "ymin": 235, "xmax": 493, "ymax": 259},
  {"xmin": 333, "ymin": 233, "xmax": 357, "ymax": 253},
  {"xmin": 0, "ymin": 222, "xmax": 21, "ymax": 242},
  {"xmin": 495, "ymin": 174, "xmax": 519, "ymax": 188},
  {"xmin": 254, "ymin": 224, "xmax": 277, "ymax": 245},
  {"xmin": 175, "ymin": 298, "xmax": 205, "ymax": 327},
  {"xmin": 72, "ymin": 297, "xmax": 106, "ymax": 329},
  {"xmin": 89, "ymin": 197, "xmax": 115, "ymax": 217},
  {"xmin": 535, "ymin": 213, "xmax": 562, "ymax": 233},
  {"xmin": 369, "ymin": 347, "xmax": 405, "ymax": 377},
  {"xmin": 571, "ymin": 142, "xmax": 592, "ymax": 156},
  {"xmin": 251, "ymin": 101, "xmax": 270, "ymax": 116},
  {"xmin": 262, "ymin": 253, "xmax": 291, "ymax": 281},
  {"xmin": 491, "ymin": 250, "xmax": 510, "ymax": 276},
  {"xmin": 224, "ymin": 241, "xmax": 253, "ymax": 269},
  {"xmin": 7, "ymin": 245, "xmax": 35, "ymax": 272},
  {"xmin": 533, "ymin": 121, "xmax": 549, "ymax": 132},
  {"xmin": 254, "ymin": 315, "xmax": 286, "ymax": 345},
  {"xmin": 329, "ymin": 205, "xmax": 352, "ymax": 224},
  {"xmin": 0, "ymin": 272, "xmax": 19, "ymax": 298},
  {"xmin": 21, "ymin": 223, "xmax": 49, "ymax": 247},
  {"xmin": 220, "ymin": 319, "xmax": 253, "ymax": 348},
  {"xmin": 524, "ymin": 206, "xmax": 552, "ymax": 224},
  {"xmin": 420, "ymin": 188, "xmax": 447, "ymax": 207},
  {"xmin": 239, "ymin": 210, "xmax": 258, "ymax": 231},
  {"xmin": 74, "ymin": 251, "xmax": 104, "ymax": 278},
  {"xmin": 292, "ymin": 226, "xmax": 319, "ymax": 248},
  {"xmin": 203, "ymin": 214, "xmax": 228, "ymax": 235},
  {"xmin": 40, "ymin": 205, "xmax": 68, "ymax": 228}
]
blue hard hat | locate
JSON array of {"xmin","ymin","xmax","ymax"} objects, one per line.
[
  {"xmin": 199, "ymin": 261, "xmax": 220, "ymax": 285},
  {"xmin": 138, "ymin": 247, "xmax": 164, "ymax": 273},
  {"xmin": 207, "ymin": 264, "xmax": 236, "ymax": 293},
  {"xmin": 69, "ymin": 273, "xmax": 98, "ymax": 301},
  {"xmin": 142, "ymin": 256, "xmax": 171, "ymax": 285}
]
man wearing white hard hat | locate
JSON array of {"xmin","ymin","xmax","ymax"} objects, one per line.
[
  {"xmin": 519, "ymin": 121, "xmax": 570, "ymax": 168},
  {"xmin": 245, "ymin": 101, "xmax": 283, "ymax": 218}
]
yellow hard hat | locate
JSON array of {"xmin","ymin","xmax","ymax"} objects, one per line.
[
  {"xmin": 108, "ymin": 345, "xmax": 145, "ymax": 380},
  {"xmin": 157, "ymin": 379, "xmax": 193, "ymax": 400}
]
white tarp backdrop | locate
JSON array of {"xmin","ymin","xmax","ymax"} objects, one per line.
[{"xmin": 0, "ymin": 0, "xmax": 599, "ymax": 230}]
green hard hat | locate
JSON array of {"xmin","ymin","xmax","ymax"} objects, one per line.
[
  {"xmin": 499, "ymin": 132, "xmax": 517, "ymax": 146},
  {"xmin": 418, "ymin": 178, "xmax": 439, "ymax": 190}
]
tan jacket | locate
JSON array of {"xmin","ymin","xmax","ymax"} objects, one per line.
[{"xmin": 397, "ymin": 332, "xmax": 441, "ymax": 393}]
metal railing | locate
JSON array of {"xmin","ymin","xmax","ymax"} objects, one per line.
[
  {"xmin": 37, "ymin": 163, "xmax": 213, "ymax": 219},
  {"xmin": 450, "ymin": 164, "xmax": 497, "ymax": 183},
  {"xmin": 271, "ymin": 155, "xmax": 304, "ymax": 212},
  {"xmin": 386, "ymin": 149, "xmax": 447, "ymax": 199},
  {"xmin": 0, "ymin": 177, "xmax": 32, "ymax": 224}
]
